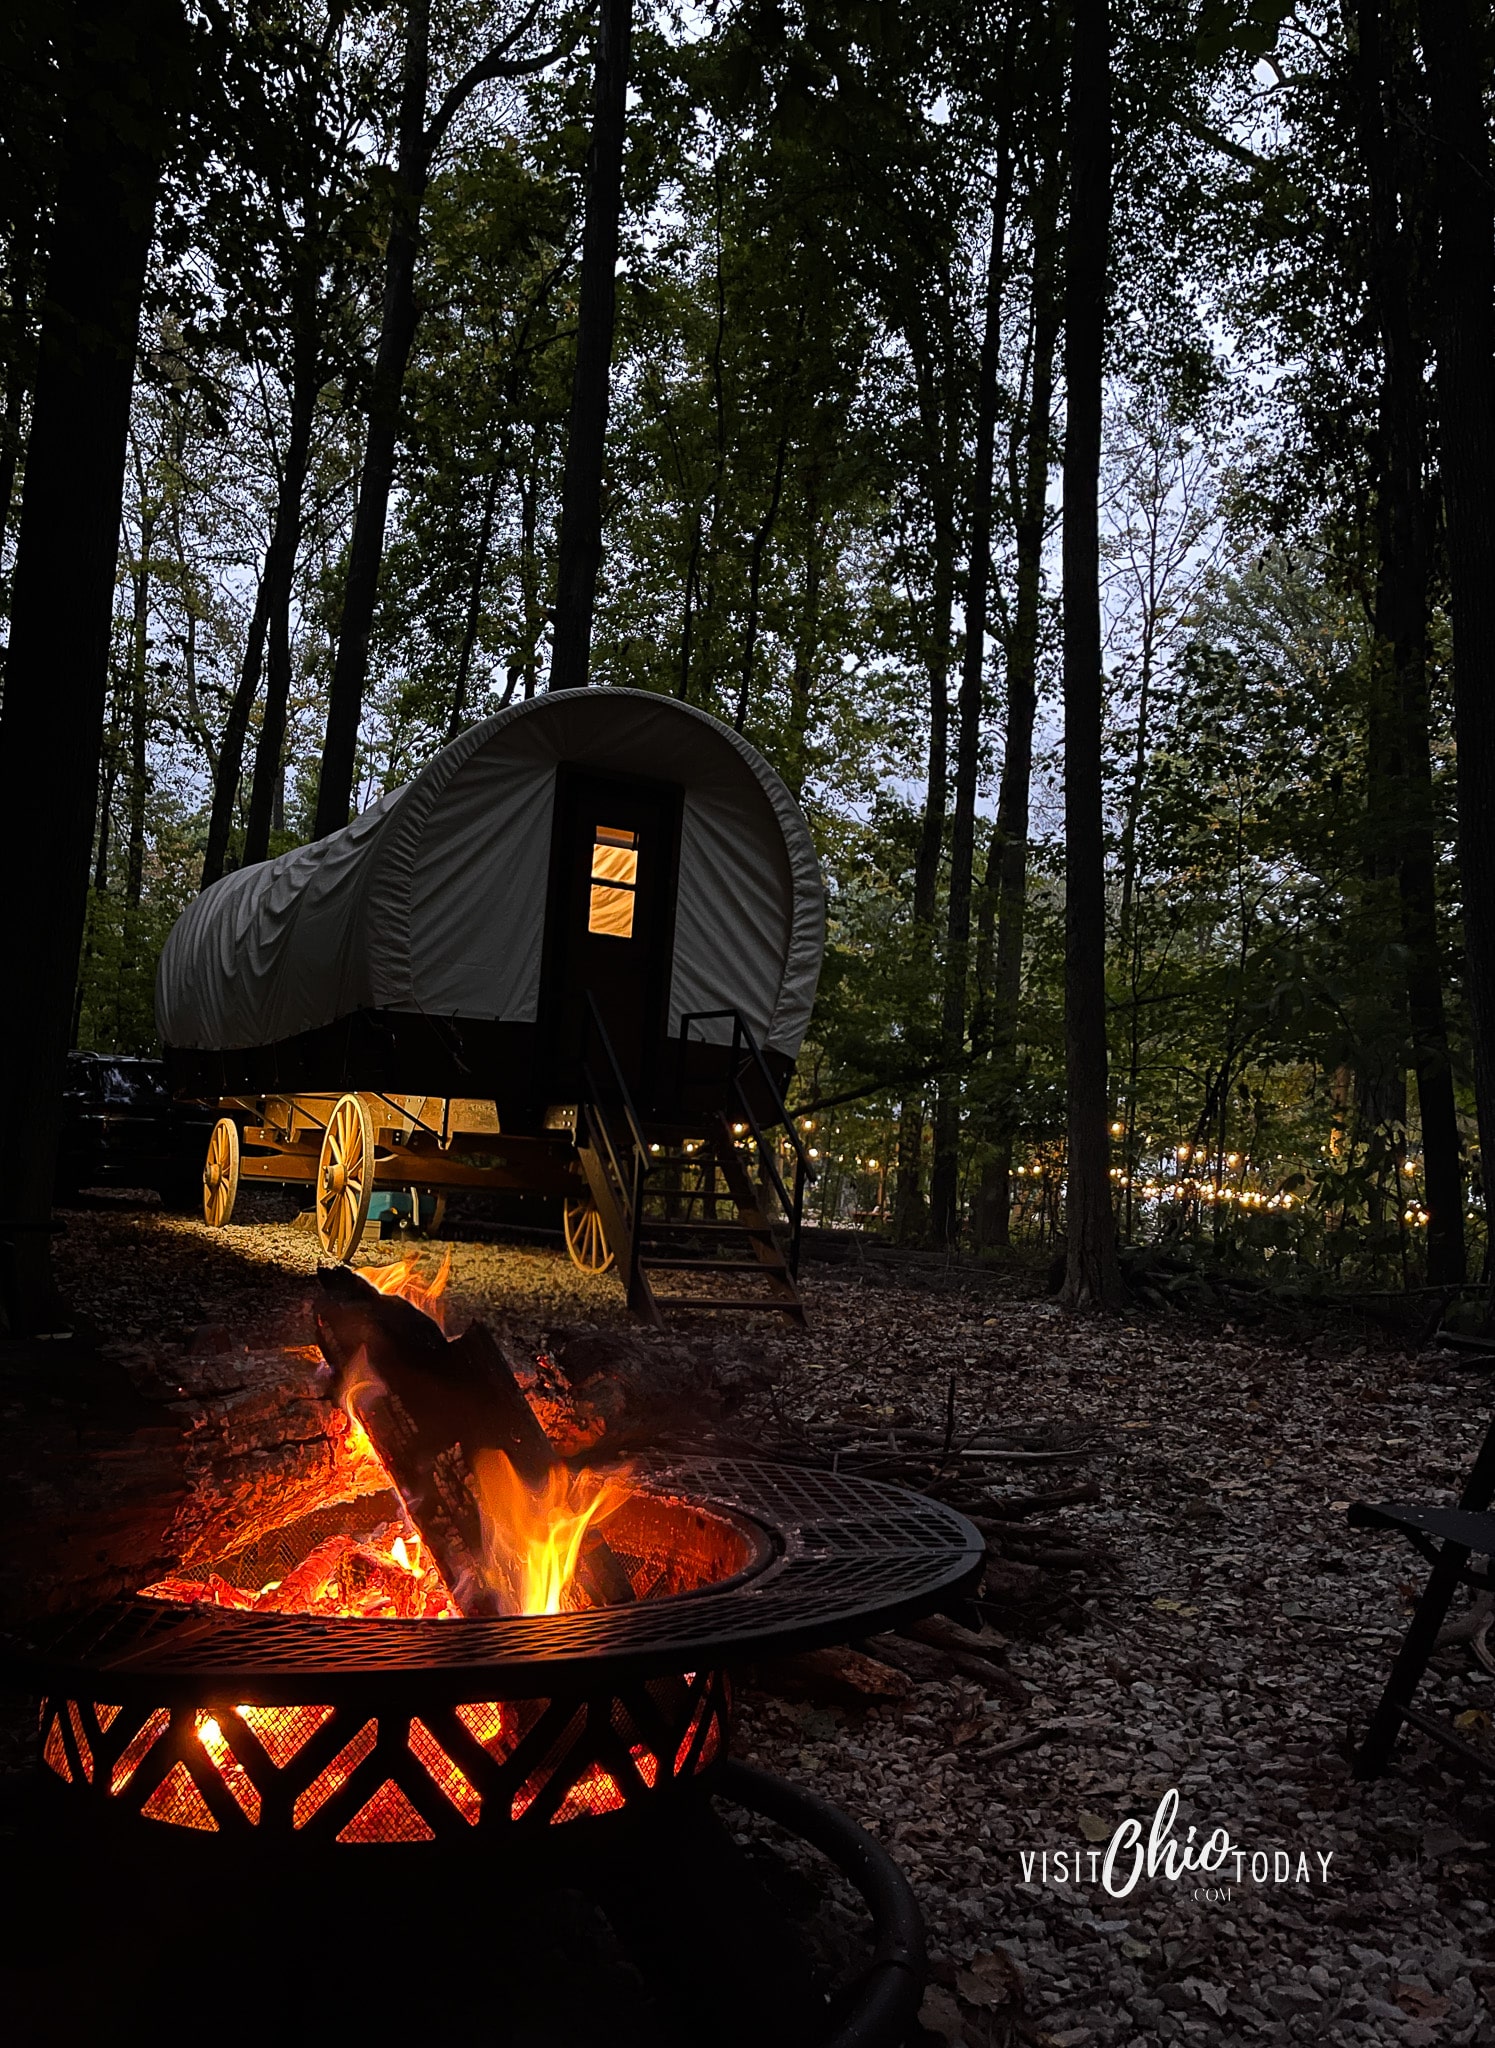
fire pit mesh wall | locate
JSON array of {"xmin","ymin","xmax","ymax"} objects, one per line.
[{"xmin": 39, "ymin": 1670, "xmax": 730, "ymax": 1843}]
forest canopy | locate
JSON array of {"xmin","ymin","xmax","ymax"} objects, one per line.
[{"xmin": 2, "ymin": 0, "xmax": 1493, "ymax": 1308}]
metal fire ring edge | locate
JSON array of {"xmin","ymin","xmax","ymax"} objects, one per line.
[{"xmin": 0, "ymin": 1460, "xmax": 986, "ymax": 1707}]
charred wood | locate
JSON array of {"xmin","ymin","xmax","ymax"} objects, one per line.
[{"xmin": 313, "ymin": 1267, "xmax": 634, "ymax": 1612}]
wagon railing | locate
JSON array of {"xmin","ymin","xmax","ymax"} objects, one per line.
[
  {"xmin": 579, "ymin": 994, "xmax": 649, "ymax": 1303},
  {"xmin": 678, "ymin": 1008, "xmax": 815, "ymax": 1278}
]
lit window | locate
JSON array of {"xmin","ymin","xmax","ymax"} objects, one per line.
[{"xmin": 588, "ymin": 825, "xmax": 638, "ymax": 937}]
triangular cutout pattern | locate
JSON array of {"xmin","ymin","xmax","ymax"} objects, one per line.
[
  {"xmin": 409, "ymin": 1719, "xmax": 480, "ymax": 1824},
  {"xmin": 141, "ymin": 1761, "xmax": 220, "ymax": 1832},
  {"xmin": 238, "ymin": 1703, "xmax": 333, "ymax": 1769},
  {"xmin": 42, "ymin": 1715, "xmax": 71, "ymax": 1784},
  {"xmin": 336, "ymin": 1778, "xmax": 436, "ymax": 1844}
]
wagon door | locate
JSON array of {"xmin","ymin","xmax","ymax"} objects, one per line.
[{"xmin": 542, "ymin": 767, "xmax": 683, "ymax": 1106}]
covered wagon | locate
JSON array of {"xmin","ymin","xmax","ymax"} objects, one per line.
[{"xmin": 157, "ymin": 689, "xmax": 825, "ymax": 1324}]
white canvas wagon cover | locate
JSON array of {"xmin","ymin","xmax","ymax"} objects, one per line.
[{"xmin": 157, "ymin": 688, "xmax": 826, "ymax": 1060}]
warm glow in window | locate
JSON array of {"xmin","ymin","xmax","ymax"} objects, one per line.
[{"xmin": 588, "ymin": 825, "xmax": 638, "ymax": 937}]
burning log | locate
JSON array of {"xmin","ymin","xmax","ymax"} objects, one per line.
[
  {"xmin": 0, "ymin": 1336, "xmax": 389, "ymax": 1625},
  {"xmin": 313, "ymin": 1266, "xmax": 635, "ymax": 1616}
]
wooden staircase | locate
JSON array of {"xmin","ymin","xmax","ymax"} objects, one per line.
[{"xmin": 575, "ymin": 1004, "xmax": 811, "ymax": 1329}]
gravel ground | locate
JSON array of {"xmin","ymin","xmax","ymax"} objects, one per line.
[{"xmin": 26, "ymin": 1201, "xmax": 1495, "ymax": 2045}]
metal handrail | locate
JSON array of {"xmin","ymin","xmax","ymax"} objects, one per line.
[
  {"xmin": 677, "ymin": 1007, "xmax": 815, "ymax": 1179},
  {"xmin": 580, "ymin": 995, "xmax": 649, "ymax": 1300},
  {"xmin": 583, "ymin": 994, "xmax": 650, "ymax": 1160},
  {"xmin": 679, "ymin": 1006, "xmax": 815, "ymax": 1277}
]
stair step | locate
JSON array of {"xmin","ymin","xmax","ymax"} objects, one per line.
[
  {"xmin": 638, "ymin": 1219, "xmax": 774, "ymax": 1234},
  {"xmin": 638, "ymin": 1256, "xmax": 780, "ymax": 1273},
  {"xmin": 648, "ymin": 1296, "xmax": 801, "ymax": 1312}
]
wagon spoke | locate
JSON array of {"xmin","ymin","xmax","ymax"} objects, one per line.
[
  {"xmin": 316, "ymin": 1094, "xmax": 374, "ymax": 1262},
  {"xmin": 202, "ymin": 1118, "xmax": 240, "ymax": 1229}
]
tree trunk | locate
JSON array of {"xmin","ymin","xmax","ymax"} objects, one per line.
[
  {"xmin": 678, "ymin": 513, "xmax": 703, "ymax": 700},
  {"xmin": 1353, "ymin": 0, "xmax": 1464, "ymax": 1284},
  {"xmin": 446, "ymin": 456, "xmax": 505, "ymax": 741},
  {"xmin": 315, "ymin": 0, "xmax": 432, "ymax": 832},
  {"xmin": 548, "ymin": 0, "xmax": 633, "ymax": 691},
  {"xmin": 124, "ymin": 483, "xmax": 157, "ymax": 914},
  {"xmin": 0, "ymin": 0, "xmax": 183, "ymax": 1333},
  {"xmin": 892, "ymin": 1097, "xmax": 928, "ymax": 1243},
  {"xmin": 909, "ymin": 308, "xmax": 956, "ymax": 928},
  {"xmin": 986, "ymin": 152, "xmax": 1063, "ymax": 1253},
  {"xmin": 1418, "ymin": 0, "xmax": 1495, "ymax": 1278},
  {"xmin": 785, "ymin": 499, "xmax": 823, "ymax": 802},
  {"xmin": 970, "ymin": 820, "xmax": 1007, "ymax": 1248},
  {"xmin": 1058, "ymin": 0, "xmax": 1124, "ymax": 1313},
  {"xmin": 200, "ymin": 575, "xmax": 271, "ymax": 888},
  {"xmin": 521, "ymin": 451, "xmax": 542, "ymax": 697},
  {"xmin": 170, "ymin": 494, "xmax": 215, "ymax": 777},
  {"xmin": 930, "ymin": 164, "xmax": 1011, "ymax": 1246},
  {"xmin": 735, "ymin": 398, "xmax": 793, "ymax": 733},
  {"xmin": 242, "ymin": 364, "xmax": 318, "ymax": 868},
  {"xmin": 896, "ymin": 308, "xmax": 959, "ymax": 1244},
  {"xmin": 0, "ymin": 208, "xmax": 36, "ymax": 587}
]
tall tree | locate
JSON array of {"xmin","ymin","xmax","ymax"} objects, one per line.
[
  {"xmin": 549, "ymin": 0, "xmax": 633, "ymax": 691},
  {"xmin": 0, "ymin": 0, "xmax": 190, "ymax": 1331},
  {"xmin": 1416, "ymin": 0, "xmax": 1495, "ymax": 1276},
  {"xmin": 316, "ymin": 0, "xmax": 567, "ymax": 823},
  {"xmin": 240, "ymin": 364, "xmax": 316, "ymax": 869},
  {"xmin": 1351, "ymin": 0, "xmax": 1464, "ymax": 1283},
  {"xmin": 197, "ymin": 1, "xmax": 372, "ymax": 887},
  {"xmin": 1059, "ymin": 0, "xmax": 1124, "ymax": 1311},
  {"xmin": 980, "ymin": 133, "xmax": 1063, "ymax": 1245},
  {"xmin": 930, "ymin": 154, "xmax": 1011, "ymax": 1245}
]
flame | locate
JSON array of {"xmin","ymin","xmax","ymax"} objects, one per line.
[
  {"xmin": 353, "ymin": 1250, "xmax": 451, "ymax": 1328},
  {"xmin": 145, "ymin": 1259, "xmax": 644, "ymax": 1629},
  {"xmin": 338, "ymin": 1344, "xmax": 382, "ymax": 1466},
  {"xmin": 472, "ymin": 1453, "xmax": 629, "ymax": 1616}
]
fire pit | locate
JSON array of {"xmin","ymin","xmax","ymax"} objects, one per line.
[
  {"xmin": 1, "ymin": 1261, "xmax": 984, "ymax": 2044},
  {"xmin": 12, "ymin": 1460, "xmax": 981, "ymax": 1852}
]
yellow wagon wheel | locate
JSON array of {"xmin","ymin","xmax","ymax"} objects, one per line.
[
  {"xmin": 563, "ymin": 1196, "xmax": 614, "ymax": 1274},
  {"xmin": 317, "ymin": 1093, "xmax": 375, "ymax": 1262},
  {"xmin": 202, "ymin": 1117, "xmax": 240, "ymax": 1227}
]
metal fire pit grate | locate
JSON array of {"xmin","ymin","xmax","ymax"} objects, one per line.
[
  {"xmin": 3, "ymin": 1461, "xmax": 984, "ymax": 1707},
  {"xmin": 8, "ymin": 1462, "xmax": 981, "ymax": 1849}
]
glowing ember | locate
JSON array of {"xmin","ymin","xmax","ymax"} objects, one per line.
[
  {"xmin": 143, "ymin": 1249, "xmax": 640, "ymax": 1624},
  {"xmin": 143, "ymin": 1522, "xmax": 458, "ymax": 1619},
  {"xmin": 353, "ymin": 1249, "xmax": 452, "ymax": 1327},
  {"xmin": 473, "ymin": 1452, "xmax": 630, "ymax": 1616}
]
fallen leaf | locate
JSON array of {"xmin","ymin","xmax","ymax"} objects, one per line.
[
  {"xmin": 957, "ymin": 1949, "xmax": 1024, "ymax": 2011},
  {"xmin": 1392, "ymin": 1983, "xmax": 1451, "ymax": 2021},
  {"xmin": 1185, "ymin": 1977, "xmax": 1229, "ymax": 2017},
  {"xmin": 918, "ymin": 1985, "xmax": 966, "ymax": 2044}
]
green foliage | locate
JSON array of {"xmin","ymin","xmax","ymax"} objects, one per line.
[{"xmin": 17, "ymin": 0, "xmax": 1477, "ymax": 1292}]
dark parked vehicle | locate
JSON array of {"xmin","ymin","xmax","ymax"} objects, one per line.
[{"xmin": 56, "ymin": 1054, "xmax": 217, "ymax": 1209}]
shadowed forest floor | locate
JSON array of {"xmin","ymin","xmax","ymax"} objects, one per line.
[{"xmin": 5, "ymin": 1198, "xmax": 1495, "ymax": 2045}]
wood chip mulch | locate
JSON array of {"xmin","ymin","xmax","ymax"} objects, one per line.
[{"xmin": 7, "ymin": 1198, "xmax": 1495, "ymax": 2047}]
